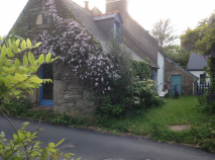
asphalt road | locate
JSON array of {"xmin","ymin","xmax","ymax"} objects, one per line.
[{"xmin": 0, "ymin": 116, "xmax": 215, "ymax": 160}]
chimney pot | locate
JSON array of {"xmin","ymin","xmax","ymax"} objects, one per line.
[{"xmin": 84, "ymin": 1, "xmax": 89, "ymax": 10}]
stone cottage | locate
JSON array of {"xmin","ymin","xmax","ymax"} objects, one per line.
[
  {"xmin": 9, "ymin": 0, "xmax": 198, "ymax": 114},
  {"xmin": 159, "ymin": 48, "xmax": 199, "ymax": 95}
]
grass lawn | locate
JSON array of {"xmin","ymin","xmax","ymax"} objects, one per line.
[{"xmin": 104, "ymin": 96, "xmax": 215, "ymax": 152}]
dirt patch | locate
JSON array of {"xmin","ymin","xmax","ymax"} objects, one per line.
[{"xmin": 168, "ymin": 125, "xmax": 191, "ymax": 131}]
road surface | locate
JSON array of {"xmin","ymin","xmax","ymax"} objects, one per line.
[{"xmin": 0, "ymin": 116, "xmax": 214, "ymax": 160}]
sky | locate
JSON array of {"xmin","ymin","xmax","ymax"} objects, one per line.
[{"xmin": 0, "ymin": 0, "xmax": 215, "ymax": 44}]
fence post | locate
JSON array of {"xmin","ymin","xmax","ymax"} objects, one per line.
[{"xmin": 197, "ymin": 82, "xmax": 199, "ymax": 95}]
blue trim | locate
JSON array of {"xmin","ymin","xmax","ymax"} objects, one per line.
[
  {"xmin": 166, "ymin": 57, "xmax": 199, "ymax": 79},
  {"xmin": 39, "ymin": 65, "xmax": 54, "ymax": 107}
]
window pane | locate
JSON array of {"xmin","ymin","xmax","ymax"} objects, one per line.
[
  {"xmin": 43, "ymin": 64, "xmax": 53, "ymax": 100},
  {"xmin": 200, "ymin": 74, "xmax": 206, "ymax": 84}
]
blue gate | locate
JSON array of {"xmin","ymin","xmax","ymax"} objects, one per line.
[{"xmin": 171, "ymin": 75, "xmax": 182, "ymax": 95}]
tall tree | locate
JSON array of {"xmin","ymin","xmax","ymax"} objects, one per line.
[
  {"xmin": 151, "ymin": 19, "xmax": 177, "ymax": 47},
  {"xmin": 163, "ymin": 45, "xmax": 190, "ymax": 69}
]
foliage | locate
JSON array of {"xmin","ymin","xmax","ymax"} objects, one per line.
[
  {"xmin": 96, "ymin": 95, "xmax": 131, "ymax": 125},
  {"xmin": 196, "ymin": 91, "xmax": 215, "ymax": 113},
  {"xmin": 2, "ymin": 99, "xmax": 32, "ymax": 117},
  {"xmin": 181, "ymin": 12, "xmax": 215, "ymax": 96},
  {"xmin": 0, "ymin": 36, "xmax": 57, "ymax": 102},
  {"xmin": 133, "ymin": 79, "xmax": 164, "ymax": 108},
  {"xmin": 180, "ymin": 27, "xmax": 201, "ymax": 51},
  {"xmin": 131, "ymin": 60, "xmax": 151, "ymax": 80},
  {"xmin": 163, "ymin": 45, "xmax": 190, "ymax": 68},
  {"xmin": 151, "ymin": 19, "xmax": 177, "ymax": 47},
  {"xmin": 0, "ymin": 122, "xmax": 79, "ymax": 160},
  {"xmin": 207, "ymin": 57, "xmax": 215, "ymax": 92},
  {"xmin": 1, "ymin": 99, "xmax": 92, "ymax": 127}
]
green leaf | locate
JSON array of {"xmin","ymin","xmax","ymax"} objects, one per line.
[
  {"xmin": 23, "ymin": 55, "xmax": 28, "ymax": 66},
  {"xmin": 28, "ymin": 52, "xmax": 35, "ymax": 65},
  {"xmin": 26, "ymin": 39, "xmax": 32, "ymax": 48},
  {"xmin": 20, "ymin": 40, "xmax": 26, "ymax": 50},
  {"xmin": 21, "ymin": 122, "xmax": 29, "ymax": 129},
  {"xmin": 15, "ymin": 58, "xmax": 20, "ymax": 67},
  {"xmin": 16, "ymin": 39, "xmax": 20, "ymax": 47},
  {"xmin": 1, "ymin": 45, "xmax": 6, "ymax": 57},
  {"xmin": 6, "ymin": 48, "xmax": 13, "ymax": 57},
  {"xmin": 48, "ymin": 143, "xmax": 55, "ymax": 148},
  {"xmin": 55, "ymin": 139, "xmax": 65, "ymax": 147},
  {"xmin": 29, "ymin": 77, "xmax": 43, "ymax": 83},
  {"xmin": 3, "ymin": 94, "xmax": 9, "ymax": 102},
  {"xmin": 38, "ymin": 54, "xmax": 45, "ymax": 64},
  {"xmin": 34, "ymin": 42, "xmax": 42, "ymax": 48},
  {"xmin": 45, "ymin": 52, "xmax": 52, "ymax": 63},
  {"xmin": 41, "ymin": 148, "xmax": 48, "ymax": 160},
  {"xmin": 13, "ymin": 134, "xmax": 19, "ymax": 141},
  {"xmin": 12, "ymin": 41, "xmax": 19, "ymax": 53},
  {"xmin": 0, "ymin": 36, "xmax": 2, "ymax": 41},
  {"xmin": 27, "ymin": 132, "xmax": 31, "ymax": 138},
  {"xmin": 18, "ymin": 132, "xmax": 25, "ymax": 140}
]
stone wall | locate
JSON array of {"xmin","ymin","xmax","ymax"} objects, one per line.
[
  {"xmin": 9, "ymin": 0, "xmax": 96, "ymax": 115},
  {"xmin": 164, "ymin": 58, "xmax": 198, "ymax": 95},
  {"xmin": 53, "ymin": 63, "xmax": 96, "ymax": 115}
]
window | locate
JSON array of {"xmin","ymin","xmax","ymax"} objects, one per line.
[
  {"xmin": 43, "ymin": 15, "xmax": 52, "ymax": 25},
  {"xmin": 151, "ymin": 69, "xmax": 156, "ymax": 81},
  {"xmin": 200, "ymin": 74, "xmax": 206, "ymax": 84},
  {"xmin": 114, "ymin": 20, "xmax": 121, "ymax": 42}
]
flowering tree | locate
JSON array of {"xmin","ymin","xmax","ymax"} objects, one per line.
[{"xmin": 34, "ymin": 0, "xmax": 133, "ymax": 103}]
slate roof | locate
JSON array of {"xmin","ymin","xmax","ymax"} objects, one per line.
[
  {"xmin": 93, "ymin": 12, "xmax": 123, "ymax": 22},
  {"xmin": 187, "ymin": 53, "xmax": 208, "ymax": 71},
  {"xmin": 159, "ymin": 48, "xmax": 198, "ymax": 79}
]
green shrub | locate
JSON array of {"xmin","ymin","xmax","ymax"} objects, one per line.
[
  {"xmin": 0, "ymin": 122, "xmax": 79, "ymax": 160},
  {"xmin": 133, "ymin": 79, "xmax": 164, "ymax": 108},
  {"xmin": 2, "ymin": 99, "xmax": 32, "ymax": 117},
  {"xmin": 196, "ymin": 91, "xmax": 215, "ymax": 113}
]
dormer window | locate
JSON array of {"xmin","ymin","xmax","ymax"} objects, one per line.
[{"xmin": 93, "ymin": 12, "xmax": 123, "ymax": 42}]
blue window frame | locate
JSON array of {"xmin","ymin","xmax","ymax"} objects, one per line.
[{"xmin": 39, "ymin": 65, "xmax": 54, "ymax": 107}]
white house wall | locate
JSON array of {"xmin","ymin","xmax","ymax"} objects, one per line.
[
  {"xmin": 157, "ymin": 52, "xmax": 164, "ymax": 93},
  {"xmin": 189, "ymin": 71, "xmax": 210, "ymax": 84}
]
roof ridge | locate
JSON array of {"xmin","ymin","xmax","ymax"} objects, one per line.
[{"xmin": 93, "ymin": 10, "xmax": 119, "ymax": 17}]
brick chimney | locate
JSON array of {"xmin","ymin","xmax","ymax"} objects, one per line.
[
  {"xmin": 84, "ymin": 1, "xmax": 89, "ymax": 10},
  {"xmin": 106, "ymin": 0, "xmax": 129, "ymax": 13}
]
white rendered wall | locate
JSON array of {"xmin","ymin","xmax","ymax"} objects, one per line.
[
  {"xmin": 189, "ymin": 71, "xmax": 210, "ymax": 84},
  {"xmin": 157, "ymin": 52, "xmax": 165, "ymax": 93}
]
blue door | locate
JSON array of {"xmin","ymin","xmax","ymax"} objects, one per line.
[
  {"xmin": 171, "ymin": 75, "xmax": 182, "ymax": 95},
  {"xmin": 39, "ymin": 64, "xmax": 54, "ymax": 106}
]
